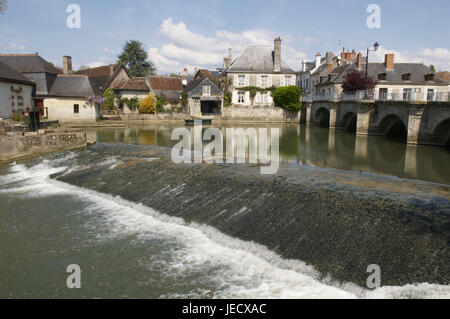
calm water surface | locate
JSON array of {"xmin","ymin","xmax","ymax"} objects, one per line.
[{"xmin": 86, "ymin": 124, "xmax": 450, "ymax": 185}]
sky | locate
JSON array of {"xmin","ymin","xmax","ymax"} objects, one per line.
[{"xmin": 0, "ymin": 0, "xmax": 449, "ymax": 74}]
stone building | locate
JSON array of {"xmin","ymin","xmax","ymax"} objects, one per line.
[
  {"xmin": 186, "ymin": 69, "xmax": 223, "ymax": 116},
  {"xmin": 0, "ymin": 53, "xmax": 105, "ymax": 122},
  {"xmin": 315, "ymin": 53, "xmax": 449, "ymax": 101},
  {"xmin": 0, "ymin": 60, "xmax": 35, "ymax": 119},
  {"xmin": 222, "ymin": 37, "xmax": 296, "ymax": 106}
]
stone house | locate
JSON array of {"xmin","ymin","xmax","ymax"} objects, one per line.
[
  {"xmin": 0, "ymin": 53, "xmax": 103, "ymax": 122},
  {"xmin": 111, "ymin": 75, "xmax": 183, "ymax": 112},
  {"xmin": 315, "ymin": 53, "xmax": 449, "ymax": 101},
  {"xmin": 186, "ymin": 69, "xmax": 223, "ymax": 116},
  {"xmin": 0, "ymin": 60, "xmax": 36, "ymax": 119},
  {"xmin": 222, "ymin": 37, "xmax": 296, "ymax": 107}
]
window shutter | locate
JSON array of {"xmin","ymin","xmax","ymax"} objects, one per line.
[
  {"xmin": 257, "ymin": 75, "xmax": 261, "ymax": 87},
  {"xmin": 281, "ymin": 76, "xmax": 285, "ymax": 87},
  {"xmin": 268, "ymin": 75, "xmax": 272, "ymax": 87},
  {"xmin": 245, "ymin": 75, "xmax": 249, "ymax": 86},
  {"xmin": 234, "ymin": 75, "xmax": 238, "ymax": 86}
]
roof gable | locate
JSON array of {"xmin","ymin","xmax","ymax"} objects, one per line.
[{"xmin": 227, "ymin": 45, "xmax": 295, "ymax": 74}]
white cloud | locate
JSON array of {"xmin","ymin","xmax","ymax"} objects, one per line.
[
  {"xmin": 86, "ymin": 61, "xmax": 105, "ymax": 68},
  {"xmin": 370, "ymin": 46, "xmax": 450, "ymax": 71},
  {"xmin": 150, "ymin": 17, "xmax": 307, "ymax": 74},
  {"xmin": 8, "ymin": 42, "xmax": 26, "ymax": 50}
]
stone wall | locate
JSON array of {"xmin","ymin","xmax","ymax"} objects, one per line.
[
  {"xmin": 220, "ymin": 105, "xmax": 301, "ymax": 123},
  {"xmin": 0, "ymin": 130, "xmax": 87, "ymax": 162}
]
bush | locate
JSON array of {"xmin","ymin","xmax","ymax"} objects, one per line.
[
  {"xmin": 139, "ymin": 94, "xmax": 155, "ymax": 114},
  {"xmin": 156, "ymin": 95, "xmax": 166, "ymax": 113},
  {"xmin": 12, "ymin": 111, "xmax": 25, "ymax": 122},
  {"xmin": 341, "ymin": 69, "xmax": 377, "ymax": 92},
  {"xmin": 102, "ymin": 88, "xmax": 115, "ymax": 111},
  {"xmin": 121, "ymin": 97, "xmax": 139, "ymax": 112},
  {"xmin": 272, "ymin": 86, "xmax": 302, "ymax": 111}
]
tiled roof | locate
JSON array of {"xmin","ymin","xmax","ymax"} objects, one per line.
[
  {"xmin": 0, "ymin": 54, "xmax": 60, "ymax": 74},
  {"xmin": 111, "ymin": 77, "xmax": 149, "ymax": 91},
  {"xmin": 0, "ymin": 60, "xmax": 35, "ymax": 85},
  {"xmin": 77, "ymin": 63, "xmax": 128, "ymax": 95},
  {"xmin": 148, "ymin": 76, "xmax": 182, "ymax": 91},
  {"xmin": 437, "ymin": 71, "xmax": 450, "ymax": 82},
  {"xmin": 227, "ymin": 45, "xmax": 295, "ymax": 74}
]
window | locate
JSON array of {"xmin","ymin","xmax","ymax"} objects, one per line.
[
  {"xmin": 261, "ymin": 75, "xmax": 268, "ymax": 87},
  {"xmin": 402, "ymin": 73, "xmax": 411, "ymax": 81},
  {"xmin": 425, "ymin": 73, "xmax": 435, "ymax": 81},
  {"xmin": 378, "ymin": 73, "xmax": 387, "ymax": 81},
  {"xmin": 238, "ymin": 75, "xmax": 245, "ymax": 86},
  {"xmin": 284, "ymin": 76, "xmax": 292, "ymax": 86},
  {"xmin": 427, "ymin": 89, "xmax": 434, "ymax": 101},
  {"xmin": 202, "ymin": 85, "xmax": 211, "ymax": 96},
  {"xmin": 260, "ymin": 92, "xmax": 268, "ymax": 104},
  {"xmin": 74, "ymin": 104, "xmax": 79, "ymax": 114},
  {"xmin": 403, "ymin": 88, "xmax": 412, "ymax": 101},
  {"xmin": 379, "ymin": 88, "xmax": 388, "ymax": 100},
  {"xmin": 238, "ymin": 91, "xmax": 245, "ymax": 104}
]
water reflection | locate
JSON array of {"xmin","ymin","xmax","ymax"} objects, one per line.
[{"xmin": 86, "ymin": 124, "xmax": 450, "ymax": 185}]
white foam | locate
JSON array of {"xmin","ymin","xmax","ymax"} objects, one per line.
[{"xmin": 1, "ymin": 158, "xmax": 449, "ymax": 299}]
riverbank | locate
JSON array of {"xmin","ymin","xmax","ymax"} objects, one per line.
[{"xmin": 0, "ymin": 129, "xmax": 88, "ymax": 163}]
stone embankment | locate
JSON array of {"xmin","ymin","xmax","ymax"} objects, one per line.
[{"xmin": 0, "ymin": 124, "xmax": 87, "ymax": 163}]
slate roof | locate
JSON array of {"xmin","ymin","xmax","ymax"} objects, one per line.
[
  {"xmin": 111, "ymin": 77, "xmax": 149, "ymax": 91},
  {"xmin": 0, "ymin": 60, "xmax": 35, "ymax": 85},
  {"xmin": 77, "ymin": 63, "xmax": 128, "ymax": 95},
  {"xmin": 317, "ymin": 63, "xmax": 449, "ymax": 86},
  {"xmin": 187, "ymin": 77, "xmax": 222, "ymax": 98},
  {"xmin": 0, "ymin": 54, "xmax": 60, "ymax": 74},
  {"xmin": 47, "ymin": 75, "xmax": 94, "ymax": 98},
  {"xmin": 227, "ymin": 45, "xmax": 295, "ymax": 74}
]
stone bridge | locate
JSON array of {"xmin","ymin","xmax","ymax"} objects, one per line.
[{"xmin": 302, "ymin": 100, "xmax": 450, "ymax": 147}]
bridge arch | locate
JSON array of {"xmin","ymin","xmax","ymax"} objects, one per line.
[
  {"xmin": 315, "ymin": 107, "xmax": 330, "ymax": 127},
  {"xmin": 378, "ymin": 114, "xmax": 408, "ymax": 142},
  {"xmin": 432, "ymin": 118, "xmax": 450, "ymax": 148},
  {"xmin": 342, "ymin": 112, "xmax": 357, "ymax": 132}
]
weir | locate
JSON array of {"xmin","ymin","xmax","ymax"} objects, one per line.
[{"xmin": 54, "ymin": 143, "xmax": 450, "ymax": 288}]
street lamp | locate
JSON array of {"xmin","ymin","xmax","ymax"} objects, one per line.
[{"xmin": 366, "ymin": 42, "xmax": 380, "ymax": 78}]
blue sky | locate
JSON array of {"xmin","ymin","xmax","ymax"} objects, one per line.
[{"xmin": 1, "ymin": 0, "xmax": 449, "ymax": 73}]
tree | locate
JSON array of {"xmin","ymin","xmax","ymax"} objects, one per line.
[
  {"xmin": 341, "ymin": 69, "xmax": 377, "ymax": 92},
  {"xmin": 102, "ymin": 88, "xmax": 115, "ymax": 112},
  {"xmin": 430, "ymin": 65, "xmax": 436, "ymax": 73},
  {"xmin": 118, "ymin": 40, "xmax": 156, "ymax": 77},
  {"xmin": 139, "ymin": 94, "xmax": 155, "ymax": 114},
  {"xmin": 0, "ymin": 0, "xmax": 7, "ymax": 14},
  {"xmin": 272, "ymin": 86, "xmax": 302, "ymax": 112}
]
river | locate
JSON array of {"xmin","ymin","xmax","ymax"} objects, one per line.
[{"xmin": 0, "ymin": 123, "xmax": 449, "ymax": 298}]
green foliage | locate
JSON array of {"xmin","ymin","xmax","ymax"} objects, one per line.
[
  {"xmin": 181, "ymin": 91, "xmax": 188, "ymax": 107},
  {"xmin": 240, "ymin": 86, "xmax": 276, "ymax": 106},
  {"xmin": 118, "ymin": 40, "xmax": 156, "ymax": 77},
  {"xmin": 155, "ymin": 95, "xmax": 166, "ymax": 113},
  {"xmin": 430, "ymin": 65, "xmax": 436, "ymax": 73},
  {"xmin": 12, "ymin": 111, "xmax": 24, "ymax": 122},
  {"xmin": 102, "ymin": 88, "xmax": 115, "ymax": 111},
  {"xmin": 272, "ymin": 86, "xmax": 302, "ymax": 112},
  {"xmin": 139, "ymin": 94, "xmax": 155, "ymax": 114},
  {"xmin": 120, "ymin": 97, "xmax": 139, "ymax": 112},
  {"xmin": 224, "ymin": 92, "xmax": 232, "ymax": 107}
]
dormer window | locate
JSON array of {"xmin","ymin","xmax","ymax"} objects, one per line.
[
  {"xmin": 425, "ymin": 73, "xmax": 435, "ymax": 81},
  {"xmin": 202, "ymin": 85, "xmax": 211, "ymax": 96},
  {"xmin": 402, "ymin": 73, "xmax": 411, "ymax": 81},
  {"xmin": 378, "ymin": 73, "xmax": 387, "ymax": 81}
]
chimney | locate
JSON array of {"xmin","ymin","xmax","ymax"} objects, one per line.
[
  {"xmin": 351, "ymin": 50, "xmax": 356, "ymax": 61},
  {"xmin": 274, "ymin": 37, "xmax": 281, "ymax": 72},
  {"xmin": 228, "ymin": 48, "xmax": 232, "ymax": 61},
  {"xmin": 63, "ymin": 56, "xmax": 72, "ymax": 74},
  {"xmin": 301, "ymin": 60, "xmax": 306, "ymax": 72},
  {"xmin": 326, "ymin": 52, "xmax": 334, "ymax": 71},
  {"xmin": 385, "ymin": 54, "xmax": 395, "ymax": 70},
  {"xmin": 315, "ymin": 52, "xmax": 321, "ymax": 68},
  {"xmin": 356, "ymin": 52, "xmax": 363, "ymax": 70}
]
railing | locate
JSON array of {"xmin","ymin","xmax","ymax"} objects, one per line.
[{"xmin": 311, "ymin": 90, "xmax": 449, "ymax": 102}]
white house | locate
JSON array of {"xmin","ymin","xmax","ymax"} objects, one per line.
[{"xmin": 223, "ymin": 37, "xmax": 296, "ymax": 106}]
